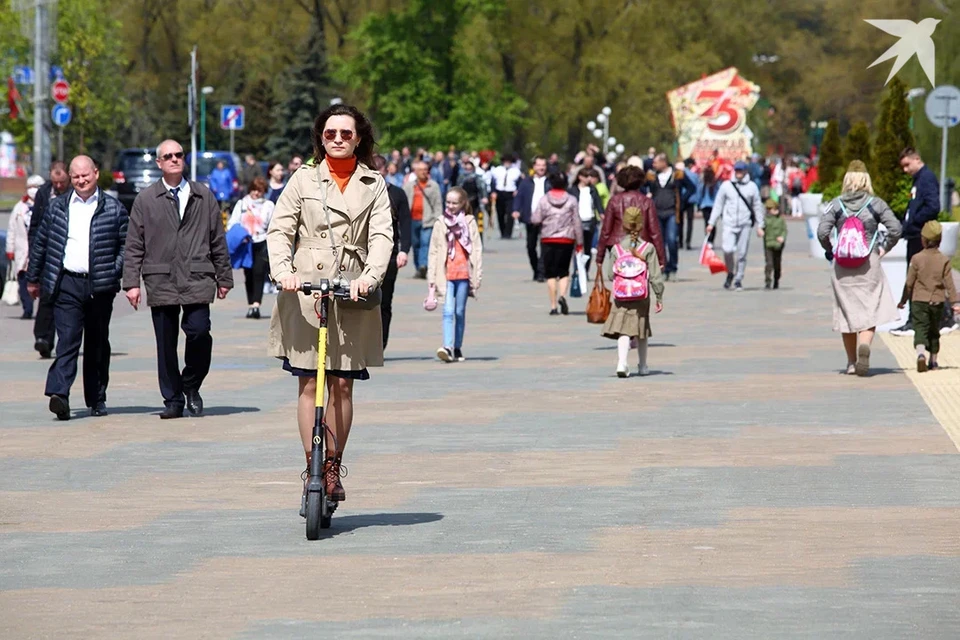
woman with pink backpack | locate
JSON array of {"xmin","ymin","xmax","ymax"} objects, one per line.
[
  {"xmin": 817, "ymin": 160, "xmax": 902, "ymax": 376},
  {"xmin": 601, "ymin": 206, "xmax": 665, "ymax": 377}
]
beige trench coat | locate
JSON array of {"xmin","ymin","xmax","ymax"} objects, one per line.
[
  {"xmin": 426, "ymin": 217, "xmax": 483, "ymax": 302},
  {"xmin": 266, "ymin": 160, "xmax": 393, "ymax": 371}
]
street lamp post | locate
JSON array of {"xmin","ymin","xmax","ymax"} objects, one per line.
[
  {"xmin": 586, "ymin": 106, "xmax": 621, "ymax": 156},
  {"xmin": 200, "ymin": 86, "xmax": 214, "ymax": 152}
]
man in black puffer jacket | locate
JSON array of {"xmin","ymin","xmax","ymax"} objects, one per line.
[{"xmin": 27, "ymin": 155, "xmax": 129, "ymax": 420}]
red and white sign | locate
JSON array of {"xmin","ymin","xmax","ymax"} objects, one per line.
[
  {"xmin": 51, "ymin": 79, "xmax": 70, "ymax": 105},
  {"xmin": 666, "ymin": 68, "xmax": 760, "ymax": 170}
]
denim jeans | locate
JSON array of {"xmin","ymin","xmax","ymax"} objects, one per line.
[
  {"xmin": 411, "ymin": 220, "xmax": 423, "ymax": 270},
  {"xmin": 659, "ymin": 214, "xmax": 679, "ymax": 274},
  {"xmin": 419, "ymin": 226, "xmax": 433, "ymax": 271},
  {"xmin": 443, "ymin": 279, "xmax": 469, "ymax": 349}
]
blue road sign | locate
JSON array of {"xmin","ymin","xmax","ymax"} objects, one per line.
[
  {"xmin": 50, "ymin": 65, "xmax": 64, "ymax": 81},
  {"xmin": 13, "ymin": 66, "xmax": 34, "ymax": 85},
  {"xmin": 220, "ymin": 105, "xmax": 245, "ymax": 130},
  {"xmin": 51, "ymin": 104, "xmax": 72, "ymax": 127}
]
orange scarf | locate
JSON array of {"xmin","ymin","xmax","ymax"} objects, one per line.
[{"xmin": 327, "ymin": 155, "xmax": 358, "ymax": 192}]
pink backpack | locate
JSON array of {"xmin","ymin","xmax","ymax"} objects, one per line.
[
  {"xmin": 612, "ymin": 243, "xmax": 649, "ymax": 302},
  {"xmin": 832, "ymin": 197, "xmax": 879, "ymax": 268}
]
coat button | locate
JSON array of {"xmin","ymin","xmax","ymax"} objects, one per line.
[
  {"xmin": 340, "ymin": 265, "xmax": 346, "ymax": 271},
  {"xmin": 291, "ymin": 266, "xmax": 297, "ymax": 272},
  {"xmin": 317, "ymin": 263, "xmax": 323, "ymax": 269},
  {"xmin": 313, "ymin": 293, "xmax": 320, "ymax": 299},
  {"xmin": 342, "ymin": 235, "xmax": 349, "ymax": 242},
  {"xmin": 321, "ymin": 232, "xmax": 327, "ymax": 238}
]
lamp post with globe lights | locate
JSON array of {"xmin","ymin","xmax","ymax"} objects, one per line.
[{"xmin": 586, "ymin": 106, "xmax": 624, "ymax": 157}]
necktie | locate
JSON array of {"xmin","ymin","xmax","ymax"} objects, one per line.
[{"xmin": 169, "ymin": 187, "xmax": 181, "ymax": 217}]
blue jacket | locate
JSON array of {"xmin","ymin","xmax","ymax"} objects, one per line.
[
  {"xmin": 208, "ymin": 167, "xmax": 234, "ymax": 201},
  {"xmin": 226, "ymin": 224, "xmax": 253, "ymax": 269},
  {"xmin": 683, "ymin": 169, "xmax": 701, "ymax": 206},
  {"xmin": 903, "ymin": 165, "xmax": 941, "ymax": 239},
  {"xmin": 514, "ymin": 176, "xmax": 546, "ymax": 224},
  {"xmin": 696, "ymin": 180, "xmax": 719, "ymax": 209},
  {"xmin": 27, "ymin": 189, "xmax": 129, "ymax": 299}
]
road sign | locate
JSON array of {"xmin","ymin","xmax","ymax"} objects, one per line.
[
  {"xmin": 50, "ymin": 66, "xmax": 64, "ymax": 82},
  {"xmin": 925, "ymin": 85, "xmax": 960, "ymax": 128},
  {"xmin": 220, "ymin": 105, "xmax": 244, "ymax": 130},
  {"xmin": 51, "ymin": 79, "xmax": 70, "ymax": 105},
  {"xmin": 13, "ymin": 65, "xmax": 34, "ymax": 85},
  {"xmin": 51, "ymin": 104, "xmax": 71, "ymax": 127}
]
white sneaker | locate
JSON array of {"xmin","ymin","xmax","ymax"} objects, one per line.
[
  {"xmin": 940, "ymin": 323, "xmax": 958, "ymax": 336},
  {"xmin": 638, "ymin": 365, "xmax": 650, "ymax": 376},
  {"xmin": 616, "ymin": 363, "xmax": 628, "ymax": 378},
  {"xmin": 437, "ymin": 347, "xmax": 454, "ymax": 363}
]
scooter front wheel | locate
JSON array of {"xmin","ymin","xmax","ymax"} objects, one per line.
[{"xmin": 305, "ymin": 491, "xmax": 323, "ymax": 540}]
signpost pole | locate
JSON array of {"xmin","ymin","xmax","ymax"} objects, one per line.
[
  {"xmin": 230, "ymin": 127, "xmax": 235, "ymax": 156},
  {"xmin": 189, "ymin": 46, "xmax": 197, "ymax": 183},
  {"xmin": 58, "ymin": 125, "xmax": 63, "ymax": 161}
]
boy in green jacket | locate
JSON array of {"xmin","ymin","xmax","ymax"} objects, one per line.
[{"xmin": 764, "ymin": 198, "xmax": 787, "ymax": 289}]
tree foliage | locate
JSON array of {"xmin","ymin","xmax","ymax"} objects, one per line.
[
  {"xmin": 843, "ymin": 121, "xmax": 872, "ymax": 170},
  {"xmin": 818, "ymin": 120, "xmax": 843, "ymax": 187},
  {"xmin": 873, "ymin": 78, "xmax": 915, "ymax": 214},
  {"xmin": 2, "ymin": 0, "xmax": 959, "ymax": 174}
]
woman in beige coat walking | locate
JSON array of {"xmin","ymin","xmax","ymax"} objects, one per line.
[
  {"xmin": 267, "ymin": 104, "xmax": 393, "ymax": 504},
  {"xmin": 817, "ymin": 160, "xmax": 902, "ymax": 376}
]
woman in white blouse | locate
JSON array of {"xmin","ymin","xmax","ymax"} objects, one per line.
[{"xmin": 227, "ymin": 176, "xmax": 275, "ymax": 319}]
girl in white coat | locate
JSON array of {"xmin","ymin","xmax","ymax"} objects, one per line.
[{"xmin": 5, "ymin": 175, "xmax": 44, "ymax": 318}]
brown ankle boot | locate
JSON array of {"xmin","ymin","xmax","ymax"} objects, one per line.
[{"xmin": 322, "ymin": 455, "xmax": 347, "ymax": 501}]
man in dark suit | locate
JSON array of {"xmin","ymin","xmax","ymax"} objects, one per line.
[
  {"xmin": 893, "ymin": 147, "xmax": 946, "ymax": 335},
  {"xmin": 27, "ymin": 156, "xmax": 129, "ymax": 420},
  {"xmin": 512, "ymin": 156, "xmax": 548, "ymax": 281},
  {"xmin": 374, "ymin": 155, "xmax": 412, "ymax": 349},
  {"xmin": 123, "ymin": 139, "xmax": 233, "ymax": 419},
  {"xmin": 27, "ymin": 161, "xmax": 70, "ymax": 359}
]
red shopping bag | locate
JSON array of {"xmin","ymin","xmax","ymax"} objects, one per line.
[{"xmin": 698, "ymin": 239, "xmax": 727, "ymax": 275}]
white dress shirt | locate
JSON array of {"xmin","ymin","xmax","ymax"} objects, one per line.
[
  {"xmin": 657, "ymin": 169, "xmax": 671, "ymax": 188},
  {"xmin": 492, "ymin": 165, "xmax": 522, "ymax": 192},
  {"xmin": 578, "ymin": 186, "xmax": 594, "ymax": 221},
  {"xmin": 62, "ymin": 190, "xmax": 100, "ymax": 274},
  {"xmin": 162, "ymin": 177, "xmax": 190, "ymax": 219},
  {"xmin": 531, "ymin": 176, "xmax": 547, "ymax": 212}
]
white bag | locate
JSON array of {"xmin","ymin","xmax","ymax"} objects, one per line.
[
  {"xmin": 2, "ymin": 268, "xmax": 20, "ymax": 306},
  {"xmin": 575, "ymin": 250, "xmax": 589, "ymax": 294}
]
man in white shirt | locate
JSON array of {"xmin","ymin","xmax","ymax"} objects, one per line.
[
  {"xmin": 512, "ymin": 156, "xmax": 549, "ymax": 280},
  {"xmin": 26, "ymin": 155, "xmax": 129, "ymax": 420},
  {"xmin": 490, "ymin": 154, "xmax": 522, "ymax": 239}
]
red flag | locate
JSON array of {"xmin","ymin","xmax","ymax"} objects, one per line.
[{"xmin": 7, "ymin": 77, "xmax": 22, "ymax": 120}]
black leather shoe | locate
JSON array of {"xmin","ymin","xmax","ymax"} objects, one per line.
[
  {"xmin": 160, "ymin": 405, "xmax": 184, "ymax": 420},
  {"xmin": 251, "ymin": 307, "xmax": 261, "ymax": 320},
  {"xmin": 49, "ymin": 394, "xmax": 70, "ymax": 421},
  {"xmin": 90, "ymin": 402, "xmax": 108, "ymax": 417},
  {"xmin": 185, "ymin": 389, "xmax": 204, "ymax": 417},
  {"xmin": 35, "ymin": 339, "xmax": 52, "ymax": 359}
]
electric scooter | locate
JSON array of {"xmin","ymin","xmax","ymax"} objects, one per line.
[{"xmin": 299, "ymin": 279, "xmax": 352, "ymax": 540}]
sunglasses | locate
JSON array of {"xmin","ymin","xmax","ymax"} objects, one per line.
[
  {"xmin": 323, "ymin": 129, "xmax": 355, "ymax": 142},
  {"xmin": 160, "ymin": 151, "xmax": 185, "ymax": 161}
]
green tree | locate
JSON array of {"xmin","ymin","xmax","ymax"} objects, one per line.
[
  {"xmin": 266, "ymin": 19, "xmax": 336, "ymax": 161},
  {"xmin": 843, "ymin": 120, "xmax": 871, "ymax": 168},
  {"xmin": 818, "ymin": 119, "xmax": 843, "ymax": 186},
  {"xmin": 873, "ymin": 77, "xmax": 914, "ymax": 213},
  {"xmin": 56, "ymin": 0, "xmax": 130, "ymax": 160},
  {"xmin": 338, "ymin": 0, "xmax": 526, "ymax": 150}
]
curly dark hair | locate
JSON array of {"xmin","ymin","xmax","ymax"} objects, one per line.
[
  {"xmin": 311, "ymin": 104, "xmax": 377, "ymax": 168},
  {"xmin": 547, "ymin": 171, "xmax": 568, "ymax": 190},
  {"xmin": 615, "ymin": 165, "xmax": 646, "ymax": 191}
]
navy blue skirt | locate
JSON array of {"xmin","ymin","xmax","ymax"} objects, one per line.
[{"xmin": 281, "ymin": 358, "xmax": 370, "ymax": 380}]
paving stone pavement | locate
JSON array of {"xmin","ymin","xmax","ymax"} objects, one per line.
[{"xmin": 2, "ymin": 221, "xmax": 960, "ymax": 639}]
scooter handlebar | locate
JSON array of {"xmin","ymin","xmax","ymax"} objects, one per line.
[{"xmin": 299, "ymin": 280, "xmax": 355, "ymax": 300}]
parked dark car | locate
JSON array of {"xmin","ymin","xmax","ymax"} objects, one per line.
[{"xmin": 110, "ymin": 148, "xmax": 162, "ymax": 213}]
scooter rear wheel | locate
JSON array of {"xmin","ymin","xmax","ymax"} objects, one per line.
[{"xmin": 305, "ymin": 492, "xmax": 323, "ymax": 540}]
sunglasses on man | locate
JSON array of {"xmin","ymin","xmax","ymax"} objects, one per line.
[
  {"xmin": 160, "ymin": 151, "xmax": 185, "ymax": 161},
  {"xmin": 323, "ymin": 129, "xmax": 355, "ymax": 142}
]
